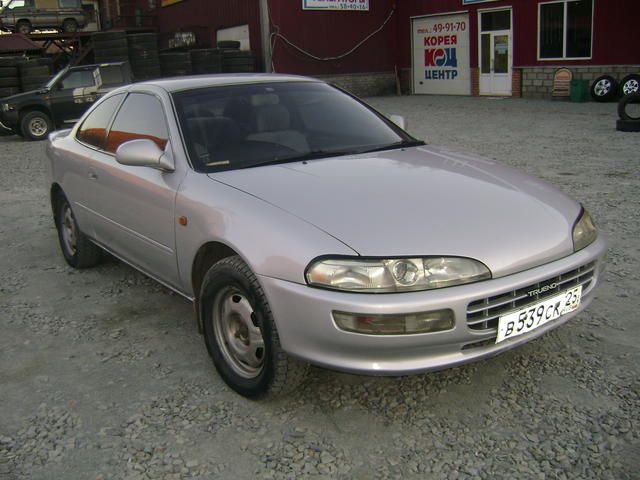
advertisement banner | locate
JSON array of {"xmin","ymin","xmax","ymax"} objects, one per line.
[
  {"xmin": 302, "ymin": 0, "xmax": 369, "ymax": 11},
  {"xmin": 412, "ymin": 13, "xmax": 471, "ymax": 95}
]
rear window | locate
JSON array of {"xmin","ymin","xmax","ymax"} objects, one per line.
[{"xmin": 98, "ymin": 65, "xmax": 124, "ymax": 87}]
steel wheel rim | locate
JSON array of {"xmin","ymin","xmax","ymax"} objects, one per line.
[
  {"xmin": 29, "ymin": 117, "xmax": 47, "ymax": 137},
  {"xmin": 623, "ymin": 80, "xmax": 639, "ymax": 95},
  {"xmin": 212, "ymin": 286, "xmax": 265, "ymax": 379},
  {"xmin": 594, "ymin": 79, "xmax": 611, "ymax": 96},
  {"xmin": 61, "ymin": 204, "xmax": 77, "ymax": 256}
]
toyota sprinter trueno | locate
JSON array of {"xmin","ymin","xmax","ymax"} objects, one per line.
[{"xmin": 46, "ymin": 75, "xmax": 607, "ymax": 397}]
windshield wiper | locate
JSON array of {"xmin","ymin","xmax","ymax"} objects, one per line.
[
  {"xmin": 354, "ymin": 139, "xmax": 425, "ymax": 155},
  {"xmin": 246, "ymin": 148, "xmax": 364, "ymax": 169}
]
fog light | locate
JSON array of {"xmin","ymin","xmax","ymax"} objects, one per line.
[{"xmin": 332, "ymin": 309, "xmax": 454, "ymax": 335}]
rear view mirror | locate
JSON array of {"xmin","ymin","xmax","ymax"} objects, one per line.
[
  {"xmin": 115, "ymin": 139, "xmax": 174, "ymax": 171},
  {"xmin": 389, "ymin": 115, "xmax": 407, "ymax": 130}
]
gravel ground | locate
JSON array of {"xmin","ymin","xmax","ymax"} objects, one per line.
[{"xmin": 1, "ymin": 95, "xmax": 638, "ymax": 480}]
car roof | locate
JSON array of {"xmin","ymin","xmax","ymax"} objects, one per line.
[{"xmin": 134, "ymin": 73, "xmax": 322, "ymax": 93}]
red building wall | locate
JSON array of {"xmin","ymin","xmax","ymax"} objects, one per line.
[
  {"xmin": 155, "ymin": 0, "xmax": 262, "ymax": 56},
  {"xmin": 268, "ymin": 0, "xmax": 397, "ymax": 75},
  {"xmin": 397, "ymin": 0, "xmax": 640, "ymax": 70}
]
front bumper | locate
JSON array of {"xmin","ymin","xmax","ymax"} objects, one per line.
[
  {"xmin": 259, "ymin": 235, "xmax": 607, "ymax": 375},
  {"xmin": 0, "ymin": 109, "xmax": 18, "ymax": 133}
]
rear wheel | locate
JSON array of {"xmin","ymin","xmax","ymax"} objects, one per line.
[
  {"xmin": 62, "ymin": 19, "xmax": 78, "ymax": 33},
  {"xmin": 20, "ymin": 110, "xmax": 52, "ymax": 141},
  {"xmin": 54, "ymin": 194, "xmax": 102, "ymax": 268},
  {"xmin": 201, "ymin": 256, "xmax": 308, "ymax": 398},
  {"xmin": 16, "ymin": 20, "xmax": 31, "ymax": 35}
]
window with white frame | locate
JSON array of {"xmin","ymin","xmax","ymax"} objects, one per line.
[{"xmin": 539, "ymin": 0, "xmax": 593, "ymax": 59}]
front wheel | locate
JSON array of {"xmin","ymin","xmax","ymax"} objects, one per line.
[
  {"xmin": 16, "ymin": 20, "xmax": 31, "ymax": 35},
  {"xmin": 201, "ymin": 256, "xmax": 308, "ymax": 398},
  {"xmin": 54, "ymin": 194, "xmax": 102, "ymax": 268},
  {"xmin": 20, "ymin": 110, "xmax": 52, "ymax": 141},
  {"xmin": 62, "ymin": 19, "xmax": 78, "ymax": 33}
]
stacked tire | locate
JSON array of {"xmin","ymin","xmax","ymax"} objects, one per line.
[
  {"xmin": 190, "ymin": 49, "xmax": 222, "ymax": 74},
  {"xmin": 217, "ymin": 41, "xmax": 255, "ymax": 74},
  {"xmin": 159, "ymin": 52, "xmax": 192, "ymax": 77},
  {"xmin": 92, "ymin": 31, "xmax": 129, "ymax": 64},
  {"xmin": 616, "ymin": 93, "xmax": 640, "ymax": 132},
  {"xmin": 19, "ymin": 59, "xmax": 52, "ymax": 92},
  {"xmin": 127, "ymin": 33, "xmax": 161, "ymax": 80},
  {"xmin": 591, "ymin": 73, "xmax": 640, "ymax": 102},
  {"xmin": 0, "ymin": 57, "xmax": 24, "ymax": 98},
  {"xmin": 619, "ymin": 74, "xmax": 640, "ymax": 97}
]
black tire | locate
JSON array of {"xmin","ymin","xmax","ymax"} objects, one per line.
[
  {"xmin": 200, "ymin": 256, "xmax": 308, "ymax": 398},
  {"xmin": 619, "ymin": 74, "xmax": 640, "ymax": 97},
  {"xmin": 54, "ymin": 193, "xmax": 102, "ymax": 268},
  {"xmin": 94, "ymin": 46, "xmax": 129, "ymax": 57},
  {"xmin": 618, "ymin": 93, "xmax": 640, "ymax": 122},
  {"xmin": 217, "ymin": 40, "xmax": 241, "ymax": 49},
  {"xmin": 616, "ymin": 119, "xmax": 640, "ymax": 132},
  {"xmin": 35, "ymin": 57, "xmax": 53, "ymax": 67},
  {"xmin": 130, "ymin": 51, "xmax": 159, "ymax": 62},
  {"xmin": 16, "ymin": 20, "xmax": 31, "ymax": 35},
  {"xmin": 0, "ymin": 87, "xmax": 20, "ymax": 98},
  {"xmin": 91, "ymin": 31, "xmax": 127, "ymax": 42},
  {"xmin": 62, "ymin": 18, "xmax": 78, "ymax": 33},
  {"xmin": 92, "ymin": 39, "xmax": 128, "ymax": 50},
  {"xmin": 21, "ymin": 76, "xmax": 50, "ymax": 91},
  {"xmin": 0, "ymin": 57, "xmax": 23, "ymax": 67},
  {"xmin": 19, "ymin": 65, "xmax": 50, "ymax": 76},
  {"xmin": 0, "ymin": 66, "xmax": 19, "ymax": 76},
  {"xmin": 0, "ymin": 77, "xmax": 19, "ymax": 87},
  {"xmin": 20, "ymin": 110, "xmax": 52, "ymax": 141},
  {"xmin": 591, "ymin": 75, "xmax": 618, "ymax": 102}
]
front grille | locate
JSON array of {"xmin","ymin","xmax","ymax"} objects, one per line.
[{"xmin": 466, "ymin": 262, "xmax": 596, "ymax": 333}]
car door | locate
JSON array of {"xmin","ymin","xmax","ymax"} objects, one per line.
[
  {"xmin": 72, "ymin": 92, "xmax": 126, "ymax": 235},
  {"xmin": 84, "ymin": 91, "xmax": 182, "ymax": 288},
  {"xmin": 50, "ymin": 69, "xmax": 99, "ymax": 126}
]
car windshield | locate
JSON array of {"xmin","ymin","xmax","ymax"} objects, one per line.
[
  {"xmin": 45, "ymin": 68, "xmax": 68, "ymax": 90},
  {"xmin": 172, "ymin": 81, "xmax": 421, "ymax": 172}
]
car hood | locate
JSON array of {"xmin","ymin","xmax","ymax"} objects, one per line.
[
  {"xmin": 0, "ymin": 90, "xmax": 43, "ymax": 103},
  {"xmin": 209, "ymin": 145, "xmax": 581, "ymax": 277}
]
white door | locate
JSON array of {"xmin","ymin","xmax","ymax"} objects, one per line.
[{"xmin": 478, "ymin": 9, "xmax": 512, "ymax": 96}]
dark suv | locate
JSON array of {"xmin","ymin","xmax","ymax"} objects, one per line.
[{"xmin": 0, "ymin": 62, "xmax": 132, "ymax": 140}]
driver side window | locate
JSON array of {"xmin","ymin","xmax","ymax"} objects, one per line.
[{"xmin": 60, "ymin": 70, "xmax": 95, "ymax": 90}]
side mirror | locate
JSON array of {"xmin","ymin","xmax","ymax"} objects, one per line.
[
  {"xmin": 115, "ymin": 139, "xmax": 174, "ymax": 171},
  {"xmin": 389, "ymin": 115, "xmax": 407, "ymax": 130}
]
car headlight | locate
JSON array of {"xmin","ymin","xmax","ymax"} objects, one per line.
[
  {"xmin": 305, "ymin": 257, "xmax": 491, "ymax": 293},
  {"xmin": 573, "ymin": 208, "xmax": 597, "ymax": 252}
]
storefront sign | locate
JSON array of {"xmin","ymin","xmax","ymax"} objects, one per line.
[
  {"xmin": 412, "ymin": 13, "xmax": 471, "ymax": 95},
  {"xmin": 302, "ymin": 0, "xmax": 369, "ymax": 11}
]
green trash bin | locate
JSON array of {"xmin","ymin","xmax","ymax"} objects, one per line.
[{"xmin": 570, "ymin": 79, "xmax": 589, "ymax": 102}]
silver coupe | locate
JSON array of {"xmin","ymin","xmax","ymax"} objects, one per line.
[{"xmin": 46, "ymin": 74, "xmax": 607, "ymax": 397}]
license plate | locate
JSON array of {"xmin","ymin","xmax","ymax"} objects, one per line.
[{"xmin": 496, "ymin": 286, "xmax": 582, "ymax": 344}]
